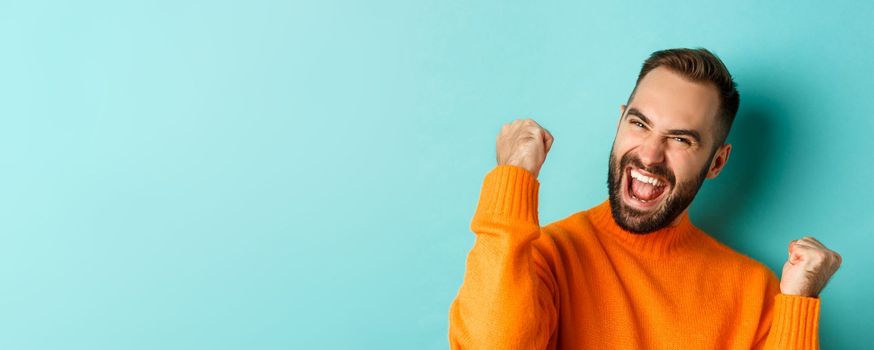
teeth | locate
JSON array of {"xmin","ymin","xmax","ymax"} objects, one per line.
[{"xmin": 630, "ymin": 169, "xmax": 664, "ymax": 187}]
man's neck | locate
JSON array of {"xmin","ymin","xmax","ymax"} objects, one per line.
[{"xmin": 668, "ymin": 208, "xmax": 690, "ymax": 227}]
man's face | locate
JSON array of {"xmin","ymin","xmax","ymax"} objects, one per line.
[{"xmin": 607, "ymin": 67, "xmax": 730, "ymax": 233}]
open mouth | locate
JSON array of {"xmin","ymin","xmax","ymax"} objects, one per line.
[{"xmin": 623, "ymin": 167, "xmax": 670, "ymax": 208}]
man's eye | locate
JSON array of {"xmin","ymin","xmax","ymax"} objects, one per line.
[
  {"xmin": 632, "ymin": 121, "xmax": 645, "ymax": 128},
  {"xmin": 672, "ymin": 137, "xmax": 691, "ymax": 145}
]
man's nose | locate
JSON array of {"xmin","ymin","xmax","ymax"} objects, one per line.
[{"xmin": 638, "ymin": 135, "xmax": 665, "ymax": 167}]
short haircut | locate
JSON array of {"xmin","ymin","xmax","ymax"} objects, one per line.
[{"xmin": 627, "ymin": 48, "xmax": 740, "ymax": 150}]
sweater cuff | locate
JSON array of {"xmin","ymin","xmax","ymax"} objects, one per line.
[
  {"xmin": 766, "ymin": 293, "xmax": 821, "ymax": 348},
  {"xmin": 472, "ymin": 165, "xmax": 540, "ymax": 225}
]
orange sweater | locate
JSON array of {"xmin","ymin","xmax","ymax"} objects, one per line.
[{"xmin": 449, "ymin": 165, "xmax": 821, "ymax": 349}]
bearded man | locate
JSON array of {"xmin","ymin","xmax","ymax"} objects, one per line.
[{"xmin": 448, "ymin": 48, "xmax": 842, "ymax": 349}]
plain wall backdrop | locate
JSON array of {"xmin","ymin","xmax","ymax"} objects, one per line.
[{"xmin": 1, "ymin": 0, "xmax": 871, "ymax": 348}]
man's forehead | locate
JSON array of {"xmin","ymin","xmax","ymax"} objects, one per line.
[{"xmin": 628, "ymin": 67, "xmax": 721, "ymax": 132}]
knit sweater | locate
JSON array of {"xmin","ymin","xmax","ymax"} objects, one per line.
[{"xmin": 449, "ymin": 165, "xmax": 821, "ymax": 349}]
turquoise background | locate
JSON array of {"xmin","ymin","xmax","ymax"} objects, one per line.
[{"xmin": 1, "ymin": 0, "xmax": 870, "ymax": 348}]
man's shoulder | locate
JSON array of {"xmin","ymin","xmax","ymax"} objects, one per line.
[
  {"xmin": 539, "ymin": 207, "xmax": 600, "ymax": 241},
  {"xmin": 535, "ymin": 201, "xmax": 616, "ymax": 252},
  {"xmin": 693, "ymin": 227, "xmax": 778, "ymax": 280}
]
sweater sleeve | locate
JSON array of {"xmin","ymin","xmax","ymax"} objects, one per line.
[
  {"xmin": 448, "ymin": 165, "xmax": 559, "ymax": 349},
  {"xmin": 754, "ymin": 270, "xmax": 822, "ymax": 349}
]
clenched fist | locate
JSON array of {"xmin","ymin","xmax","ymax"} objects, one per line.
[
  {"xmin": 496, "ymin": 119, "xmax": 554, "ymax": 178},
  {"xmin": 779, "ymin": 236, "xmax": 842, "ymax": 297}
]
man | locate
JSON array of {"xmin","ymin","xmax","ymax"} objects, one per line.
[{"xmin": 448, "ymin": 48, "xmax": 842, "ymax": 349}]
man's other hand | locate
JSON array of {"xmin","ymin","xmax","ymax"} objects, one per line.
[
  {"xmin": 496, "ymin": 118, "xmax": 554, "ymax": 178},
  {"xmin": 779, "ymin": 236, "xmax": 842, "ymax": 297}
]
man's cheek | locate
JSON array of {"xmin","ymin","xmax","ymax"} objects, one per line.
[{"xmin": 613, "ymin": 141, "xmax": 635, "ymax": 157}]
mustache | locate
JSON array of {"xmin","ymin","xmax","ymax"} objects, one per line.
[{"xmin": 621, "ymin": 153, "xmax": 676, "ymax": 186}]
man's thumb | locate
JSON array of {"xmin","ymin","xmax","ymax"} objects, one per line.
[{"xmin": 542, "ymin": 128, "xmax": 554, "ymax": 153}]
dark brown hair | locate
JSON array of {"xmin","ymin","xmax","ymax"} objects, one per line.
[{"xmin": 628, "ymin": 48, "xmax": 740, "ymax": 149}]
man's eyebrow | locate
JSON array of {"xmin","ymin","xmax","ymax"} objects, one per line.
[
  {"xmin": 624, "ymin": 108, "xmax": 651, "ymax": 125},
  {"xmin": 625, "ymin": 107, "xmax": 702, "ymax": 144}
]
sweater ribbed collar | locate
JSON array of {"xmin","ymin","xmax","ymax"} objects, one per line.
[{"xmin": 588, "ymin": 199, "xmax": 697, "ymax": 257}]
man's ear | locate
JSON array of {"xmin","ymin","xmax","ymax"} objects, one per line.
[{"xmin": 706, "ymin": 143, "xmax": 732, "ymax": 179}]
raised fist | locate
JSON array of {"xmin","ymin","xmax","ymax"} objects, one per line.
[
  {"xmin": 496, "ymin": 118, "xmax": 554, "ymax": 178},
  {"xmin": 779, "ymin": 236, "xmax": 842, "ymax": 297}
]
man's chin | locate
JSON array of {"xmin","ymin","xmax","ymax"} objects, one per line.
[{"xmin": 609, "ymin": 194, "xmax": 671, "ymax": 234}]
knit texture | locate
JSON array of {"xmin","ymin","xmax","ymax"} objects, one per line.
[{"xmin": 449, "ymin": 165, "xmax": 821, "ymax": 349}]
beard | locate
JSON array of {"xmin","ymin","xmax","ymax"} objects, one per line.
[{"xmin": 607, "ymin": 147, "xmax": 713, "ymax": 234}]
